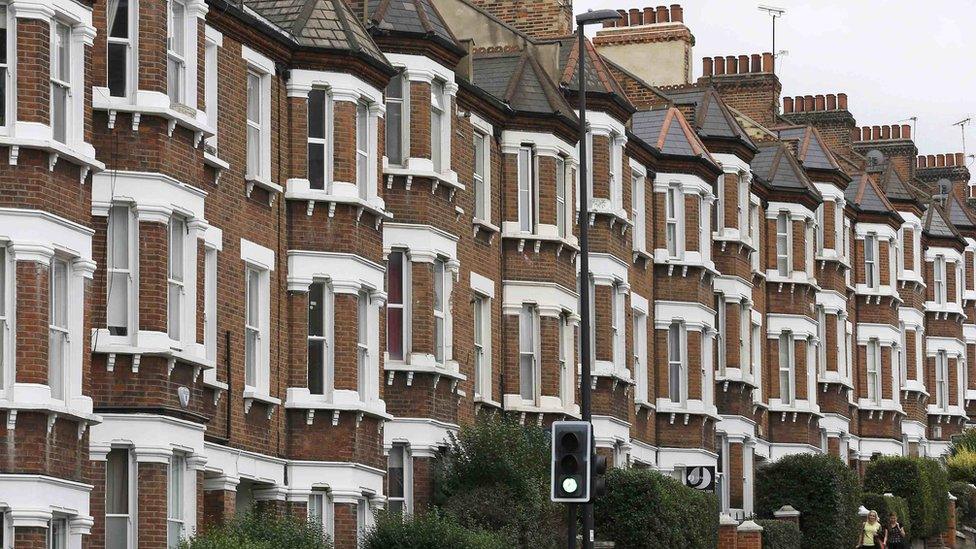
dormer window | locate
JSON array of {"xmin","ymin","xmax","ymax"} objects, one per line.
[
  {"xmin": 167, "ymin": 0, "xmax": 186, "ymax": 104},
  {"xmin": 107, "ymin": 0, "xmax": 132, "ymax": 97},
  {"xmin": 51, "ymin": 21, "xmax": 71, "ymax": 143},
  {"xmin": 775, "ymin": 212, "xmax": 791, "ymax": 276}
]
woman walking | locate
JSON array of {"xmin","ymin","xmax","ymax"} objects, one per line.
[
  {"xmin": 885, "ymin": 512, "xmax": 907, "ymax": 549},
  {"xmin": 858, "ymin": 510, "xmax": 885, "ymax": 549}
]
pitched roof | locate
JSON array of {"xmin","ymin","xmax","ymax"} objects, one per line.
[
  {"xmin": 631, "ymin": 107, "xmax": 717, "ymax": 165},
  {"xmin": 751, "ymin": 141, "xmax": 822, "ymax": 198},
  {"xmin": 366, "ymin": 0, "xmax": 461, "ymax": 51},
  {"xmin": 773, "ymin": 125, "xmax": 841, "ymax": 172},
  {"xmin": 555, "ymin": 35, "xmax": 628, "ymax": 99},
  {"xmin": 844, "ymin": 172, "xmax": 902, "ymax": 221},
  {"xmin": 245, "ymin": 0, "xmax": 389, "ymax": 67},
  {"xmin": 875, "ymin": 163, "xmax": 917, "ymax": 202},
  {"xmin": 943, "ymin": 191, "xmax": 976, "ymax": 229},
  {"xmin": 923, "ymin": 203, "xmax": 962, "ymax": 239},
  {"xmin": 661, "ymin": 86, "xmax": 757, "ymax": 150},
  {"xmin": 472, "ymin": 50, "xmax": 578, "ymax": 120}
]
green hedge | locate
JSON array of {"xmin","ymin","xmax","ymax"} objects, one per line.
[
  {"xmin": 863, "ymin": 457, "xmax": 949, "ymax": 539},
  {"xmin": 755, "ymin": 453, "xmax": 861, "ymax": 549},
  {"xmin": 862, "ymin": 493, "xmax": 911, "ymax": 539},
  {"xmin": 180, "ymin": 511, "xmax": 331, "ymax": 549},
  {"xmin": 361, "ymin": 511, "xmax": 507, "ymax": 549},
  {"xmin": 950, "ymin": 481, "xmax": 976, "ymax": 529},
  {"xmin": 433, "ymin": 417, "xmax": 561, "ymax": 548},
  {"xmin": 593, "ymin": 467, "xmax": 718, "ymax": 549},
  {"xmin": 950, "ymin": 429, "xmax": 976, "ymax": 456},
  {"xmin": 755, "ymin": 520, "xmax": 801, "ymax": 549},
  {"xmin": 947, "ymin": 449, "xmax": 976, "ymax": 483}
]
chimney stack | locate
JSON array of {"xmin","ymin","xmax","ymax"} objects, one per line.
[{"xmin": 593, "ymin": 5, "xmax": 694, "ymax": 87}]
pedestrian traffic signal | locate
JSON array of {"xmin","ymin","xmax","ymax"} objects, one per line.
[{"xmin": 551, "ymin": 421, "xmax": 592, "ymax": 503}]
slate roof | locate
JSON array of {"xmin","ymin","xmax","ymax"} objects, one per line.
[
  {"xmin": 943, "ymin": 191, "xmax": 976, "ymax": 229},
  {"xmin": 773, "ymin": 125, "xmax": 841, "ymax": 172},
  {"xmin": 876, "ymin": 163, "xmax": 917, "ymax": 202},
  {"xmin": 662, "ymin": 86, "xmax": 757, "ymax": 150},
  {"xmin": 245, "ymin": 0, "xmax": 389, "ymax": 67},
  {"xmin": 750, "ymin": 141, "xmax": 821, "ymax": 198},
  {"xmin": 631, "ymin": 107, "xmax": 716, "ymax": 166},
  {"xmin": 844, "ymin": 172, "xmax": 902, "ymax": 222},
  {"xmin": 472, "ymin": 51, "xmax": 577, "ymax": 120},
  {"xmin": 555, "ymin": 36, "xmax": 628, "ymax": 100},
  {"xmin": 923, "ymin": 203, "xmax": 962, "ymax": 239},
  {"xmin": 366, "ymin": 0, "xmax": 461, "ymax": 51}
]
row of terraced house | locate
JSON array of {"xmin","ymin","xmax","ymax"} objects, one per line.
[{"xmin": 1, "ymin": 0, "xmax": 975, "ymax": 546}]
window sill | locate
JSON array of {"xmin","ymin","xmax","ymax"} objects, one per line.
[
  {"xmin": 764, "ymin": 271, "xmax": 820, "ymax": 289},
  {"xmin": 588, "ymin": 360, "xmax": 632, "ymax": 386},
  {"xmin": 926, "ymin": 404, "xmax": 967, "ymax": 418},
  {"xmin": 654, "ymin": 399, "xmax": 720, "ymax": 421},
  {"xmin": 284, "ymin": 179, "xmax": 390, "ymax": 222},
  {"xmin": 385, "ymin": 356, "xmax": 466, "ymax": 384},
  {"xmin": 92, "ymin": 88, "xmax": 214, "ymax": 141},
  {"xmin": 0, "ymin": 387, "xmax": 100, "ymax": 429},
  {"xmin": 92, "ymin": 329, "xmax": 215, "ymax": 374},
  {"xmin": 901, "ymin": 380, "xmax": 928, "ymax": 396},
  {"xmin": 384, "ymin": 161, "xmax": 463, "ymax": 194},
  {"xmin": 713, "ymin": 231, "xmax": 757, "ymax": 253},
  {"xmin": 924, "ymin": 302, "xmax": 965, "ymax": 317},
  {"xmin": 472, "ymin": 218, "xmax": 500, "ymax": 241},
  {"xmin": 203, "ymin": 151, "xmax": 230, "ymax": 171},
  {"xmin": 632, "ymin": 248, "xmax": 652, "ymax": 263},
  {"xmin": 855, "ymin": 284, "xmax": 901, "ymax": 301},
  {"xmin": 817, "ymin": 371, "xmax": 853, "ymax": 389},
  {"xmin": 856, "ymin": 400, "xmax": 905, "ymax": 415},
  {"xmin": 652, "ymin": 250, "xmax": 718, "ymax": 274},
  {"xmin": 473, "ymin": 395, "xmax": 502, "ymax": 410},
  {"xmin": 584, "ymin": 200, "xmax": 630, "ymax": 229},
  {"xmin": 502, "ymin": 395, "xmax": 579, "ymax": 418},
  {"xmin": 897, "ymin": 273, "xmax": 926, "ymax": 287},
  {"xmin": 716, "ymin": 369, "xmax": 757, "ymax": 388},
  {"xmin": 284, "ymin": 388, "xmax": 391, "ymax": 424},
  {"xmin": 766, "ymin": 401, "xmax": 822, "ymax": 417},
  {"xmin": 243, "ymin": 389, "xmax": 281, "ymax": 418},
  {"xmin": 501, "ymin": 229, "xmax": 579, "ymax": 255},
  {"xmin": 0, "ymin": 135, "xmax": 104, "ymax": 177},
  {"xmin": 246, "ymin": 176, "xmax": 283, "ymax": 203}
]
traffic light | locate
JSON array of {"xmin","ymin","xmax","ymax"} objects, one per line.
[
  {"xmin": 551, "ymin": 421, "xmax": 591, "ymax": 502},
  {"xmin": 591, "ymin": 453, "xmax": 608, "ymax": 499}
]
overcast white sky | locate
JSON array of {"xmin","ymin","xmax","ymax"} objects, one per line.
[{"xmin": 575, "ymin": 0, "xmax": 976, "ymax": 173}]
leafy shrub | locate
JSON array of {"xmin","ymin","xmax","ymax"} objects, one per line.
[
  {"xmin": 950, "ymin": 429, "xmax": 976, "ymax": 456},
  {"xmin": 864, "ymin": 456, "xmax": 949, "ymax": 539},
  {"xmin": 756, "ymin": 519, "xmax": 801, "ymax": 549},
  {"xmin": 594, "ymin": 467, "xmax": 718, "ymax": 549},
  {"xmin": 950, "ymin": 481, "xmax": 976, "ymax": 529},
  {"xmin": 434, "ymin": 417, "xmax": 560, "ymax": 548},
  {"xmin": 180, "ymin": 510, "xmax": 331, "ymax": 549},
  {"xmin": 755, "ymin": 453, "xmax": 861, "ymax": 549},
  {"xmin": 361, "ymin": 510, "xmax": 507, "ymax": 549},
  {"xmin": 862, "ymin": 492, "xmax": 912, "ymax": 539},
  {"xmin": 947, "ymin": 449, "xmax": 976, "ymax": 483}
]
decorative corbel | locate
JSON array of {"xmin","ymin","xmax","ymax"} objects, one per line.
[
  {"xmin": 306, "ymin": 410, "xmax": 315, "ymax": 425},
  {"xmin": 332, "ymin": 410, "xmax": 340, "ymax": 426},
  {"xmin": 107, "ymin": 109, "xmax": 117, "ymax": 129},
  {"xmin": 167, "ymin": 118, "xmax": 178, "ymax": 137},
  {"xmin": 306, "ymin": 201, "xmax": 315, "ymax": 216},
  {"xmin": 131, "ymin": 112, "xmax": 141, "ymax": 132},
  {"xmin": 132, "ymin": 354, "xmax": 141, "ymax": 373},
  {"xmin": 107, "ymin": 353, "xmax": 117, "ymax": 373}
]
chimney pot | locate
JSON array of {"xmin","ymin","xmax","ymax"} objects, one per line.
[
  {"xmin": 837, "ymin": 93, "xmax": 848, "ymax": 110},
  {"xmin": 803, "ymin": 95, "xmax": 815, "ymax": 112},
  {"xmin": 852, "ymin": 128, "xmax": 862, "ymax": 142},
  {"xmin": 643, "ymin": 7, "xmax": 656, "ymax": 23},
  {"xmin": 957, "ymin": 153, "xmax": 965, "ymax": 166},
  {"xmin": 656, "ymin": 5, "xmax": 669, "ymax": 22},
  {"xmin": 937, "ymin": 154, "xmax": 946, "ymax": 167},
  {"xmin": 892, "ymin": 125, "xmax": 901, "ymax": 139},
  {"xmin": 702, "ymin": 57, "xmax": 713, "ymax": 77},
  {"xmin": 927, "ymin": 154, "xmax": 937, "ymax": 167},
  {"xmin": 629, "ymin": 8, "xmax": 641, "ymax": 25},
  {"xmin": 826, "ymin": 94, "xmax": 837, "ymax": 110},
  {"xmin": 882, "ymin": 126, "xmax": 891, "ymax": 140},
  {"xmin": 947, "ymin": 154, "xmax": 956, "ymax": 167},
  {"xmin": 918, "ymin": 156, "xmax": 926, "ymax": 168},
  {"xmin": 670, "ymin": 4, "xmax": 683, "ymax": 22},
  {"xmin": 793, "ymin": 95, "xmax": 804, "ymax": 112},
  {"xmin": 862, "ymin": 126, "xmax": 872, "ymax": 141},
  {"xmin": 616, "ymin": 9, "xmax": 628, "ymax": 26},
  {"xmin": 762, "ymin": 52, "xmax": 774, "ymax": 73},
  {"xmin": 603, "ymin": 19, "xmax": 615, "ymax": 28},
  {"xmin": 902, "ymin": 124, "xmax": 911, "ymax": 139},
  {"xmin": 783, "ymin": 97, "xmax": 794, "ymax": 114},
  {"xmin": 815, "ymin": 94, "xmax": 825, "ymax": 111},
  {"xmin": 714, "ymin": 56, "xmax": 725, "ymax": 75},
  {"xmin": 737, "ymin": 55, "xmax": 749, "ymax": 74},
  {"xmin": 726, "ymin": 55, "xmax": 737, "ymax": 75},
  {"xmin": 750, "ymin": 53, "xmax": 761, "ymax": 73},
  {"xmin": 872, "ymin": 125, "xmax": 882, "ymax": 141}
]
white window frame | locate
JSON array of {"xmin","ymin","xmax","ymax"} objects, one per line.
[
  {"xmin": 167, "ymin": 453, "xmax": 185, "ymax": 548},
  {"xmin": 244, "ymin": 266, "xmax": 268, "ymax": 393},
  {"xmin": 517, "ymin": 145, "xmax": 538, "ymax": 233},
  {"xmin": 473, "ymin": 293, "xmax": 491, "ymax": 400},
  {"xmin": 805, "ymin": 219, "xmax": 814, "ymax": 275},
  {"xmin": 48, "ymin": 517, "xmax": 66, "ymax": 549},
  {"xmin": 714, "ymin": 174, "xmax": 724, "ymax": 232},
  {"xmin": 306, "ymin": 88, "xmax": 334, "ymax": 191},
  {"xmin": 166, "ymin": 0, "xmax": 187, "ymax": 105},
  {"xmin": 0, "ymin": 6, "xmax": 10, "ymax": 130},
  {"xmin": 518, "ymin": 304, "xmax": 540, "ymax": 404},
  {"xmin": 740, "ymin": 301, "xmax": 751, "ymax": 377},
  {"xmin": 778, "ymin": 332, "xmax": 795, "ymax": 405},
  {"xmin": 935, "ymin": 255, "xmax": 947, "ymax": 305},
  {"xmin": 356, "ymin": 499, "xmax": 374, "ymax": 546},
  {"xmin": 242, "ymin": 47, "xmax": 273, "ymax": 184},
  {"xmin": 816, "ymin": 306, "xmax": 826, "ymax": 376},
  {"xmin": 430, "ymin": 79, "xmax": 448, "ymax": 173},
  {"xmin": 386, "ymin": 444, "xmax": 412, "ymax": 516},
  {"xmin": 864, "ymin": 233, "xmax": 878, "ymax": 289},
  {"xmin": 611, "ymin": 284, "xmax": 625, "ymax": 369},
  {"xmin": 667, "ymin": 322, "xmax": 686, "ymax": 404},
  {"xmin": 715, "ymin": 294, "xmax": 726, "ymax": 376},
  {"xmin": 107, "ymin": 204, "xmax": 135, "ymax": 338},
  {"xmin": 749, "ymin": 200, "xmax": 760, "ymax": 270},
  {"xmin": 308, "ymin": 491, "xmax": 335, "ymax": 539},
  {"xmin": 433, "ymin": 258, "xmax": 448, "ymax": 364},
  {"xmin": 355, "ymin": 101, "xmax": 370, "ymax": 199},
  {"xmin": 473, "ymin": 131, "xmax": 490, "ymax": 222},
  {"xmin": 665, "ymin": 184, "xmax": 681, "ymax": 258},
  {"xmin": 49, "ymin": 257, "xmax": 69, "ymax": 401},
  {"xmin": 356, "ymin": 289, "xmax": 370, "ymax": 398},
  {"xmin": 556, "ymin": 155, "xmax": 567, "ymax": 238},
  {"xmin": 559, "ymin": 312, "xmax": 573, "ymax": 408},
  {"xmin": 203, "ymin": 246, "xmax": 217, "ymax": 362},
  {"xmin": 167, "ymin": 216, "xmax": 186, "ymax": 343},
  {"xmin": 936, "ymin": 350, "xmax": 949, "ymax": 410},
  {"xmin": 203, "ymin": 27, "xmax": 220, "ymax": 152},
  {"xmin": 50, "ymin": 20, "xmax": 72, "ymax": 143},
  {"xmin": 751, "ymin": 320, "xmax": 761, "ymax": 392},
  {"xmin": 0, "ymin": 246, "xmax": 7, "ymax": 392},
  {"xmin": 609, "ymin": 133, "xmax": 622, "ymax": 210},
  {"xmin": 307, "ymin": 280, "xmax": 333, "ymax": 398},
  {"xmin": 633, "ymin": 309, "xmax": 647, "ymax": 403},
  {"xmin": 106, "ymin": 0, "xmax": 135, "ymax": 98},
  {"xmin": 105, "ymin": 447, "xmax": 135, "ymax": 549},
  {"xmin": 385, "ymin": 72, "xmax": 406, "ymax": 166},
  {"xmin": 632, "ymin": 172, "xmax": 646, "ymax": 253},
  {"xmin": 386, "ymin": 250, "xmax": 409, "ymax": 362},
  {"xmin": 776, "ymin": 212, "xmax": 791, "ymax": 277},
  {"xmin": 866, "ymin": 339, "xmax": 881, "ymax": 404},
  {"xmin": 737, "ymin": 174, "xmax": 749, "ymax": 234}
]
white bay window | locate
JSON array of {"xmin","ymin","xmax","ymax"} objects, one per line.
[
  {"xmin": 307, "ymin": 89, "xmax": 333, "ymax": 191},
  {"xmin": 166, "ymin": 0, "xmax": 186, "ymax": 104},
  {"xmin": 106, "ymin": 0, "xmax": 133, "ymax": 97},
  {"xmin": 519, "ymin": 304, "xmax": 540, "ymax": 404},
  {"xmin": 385, "ymin": 73, "xmax": 405, "ymax": 166},
  {"xmin": 49, "ymin": 257, "xmax": 69, "ymax": 400},
  {"xmin": 866, "ymin": 339, "xmax": 881, "ymax": 404},
  {"xmin": 167, "ymin": 216, "xmax": 186, "ymax": 342},
  {"xmin": 778, "ymin": 332, "xmax": 794, "ymax": 405},
  {"xmin": 51, "ymin": 21, "xmax": 71, "ymax": 143},
  {"xmin": 667, "ymin": 322, "xmax": 685, "ymax": 404},
  {"xmin": 776, "ymin": 212, "xmax": 791, "ymax": 277},
  {"xmin": 307, "ymin": 281, "xmax": 333, "ymax": 397},
  {"xmin": 518, "ymin": 146, "xmax": 537, "ymax": 233},
  {"xmin": 107, "ymin": 205, "xmax": 134, "ymax": 337}
]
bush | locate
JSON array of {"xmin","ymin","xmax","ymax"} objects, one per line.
[
  {"xmin": 755, "ymin": 519, "xmax": 801, "ymax": 549},
  {"xmin": 755, "ymin": 453, "xmax": 861, "ymax": 549},
  {"xmin": 434, "ymin": 417, "xmax": 560, "ymax": 548},
  {"xmin": 180, "ymin": 510, "xmax": 331, "ymax": 549},
  {"xmin": 864, "ymin": 456, "xmax": 949, "ymax": 539},
  {"xmin": 950, "ymin": 481, "xmax": 976, "ymax": 529},
  {"xmin": 947, "ymin": 449, "xmax": 976, "ymax": 483},
  {"xmin": 950, "ymin": 429, "xmax": 976, "ymax": 456},
  {"xmin": 593, "ymin": 467, "xmax": 718, "ymax": 549},
  {"xmin": 862, "ymin": 492, "xmax": 912, "ymax": 539},
  {"xmin": 361, "ymin": 510, "xmax": 507, "ymax": 549}
]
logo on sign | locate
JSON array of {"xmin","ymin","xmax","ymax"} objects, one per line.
[{"xmin": 685, "ymin": 466, "xmax": 716, "ymax": 492}]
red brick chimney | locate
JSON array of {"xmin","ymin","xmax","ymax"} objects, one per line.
[
  {"xmin": 698, "ymin": 51, "xmax": 781, "ymax": 129},
  {"xmin": 915, "ymin": 150, "xmax": 971, "ymax": 192},
  {"xmin": 783, "ymin": 91, "xmax": 857, "ymax": 156},
  {"xmin": 593, "ymin": 5, "xmax": 695, "ymax": 87},
  {"xmin": 852, "ymin": 121, "xmax": 920, "ymax": 183},
  {"xmin": 466, "ymin": 0, "xmax": 574, "ymax": 40}
]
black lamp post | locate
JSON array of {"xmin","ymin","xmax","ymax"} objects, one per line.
[{"xmin": 573, "ymin": 9, "xmax": 622, "ymax": 549}]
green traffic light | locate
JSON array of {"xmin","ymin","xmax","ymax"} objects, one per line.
[{"xmin": 561, "ymin": 476, "xmax": 579, "ymax": 494}]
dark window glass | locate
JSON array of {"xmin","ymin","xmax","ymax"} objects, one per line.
[{"xmin": 308, "ymin": 143, "xmax": 325, "ymax": 190}]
